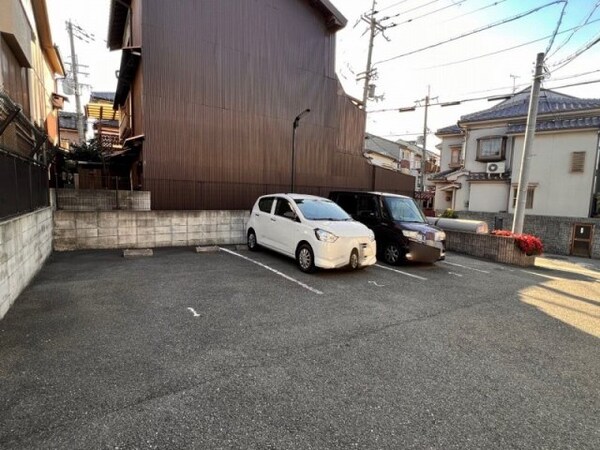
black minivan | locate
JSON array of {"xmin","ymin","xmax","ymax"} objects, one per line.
[{"xmin": 329, "ymin": 191, "xmax": 446, "ymax": 265}]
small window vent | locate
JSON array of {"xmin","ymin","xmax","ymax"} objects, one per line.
[{"xmin": 571, "ymin": 152, "xmax": 586, "ymax": 173}]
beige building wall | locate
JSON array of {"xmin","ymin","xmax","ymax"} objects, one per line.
[
  {"xmin": 469, "ymin": 182, "xmax": 510, "ymax": 213},
  {"xmin": 509, "ymin": 130, "xmax": 599, "ymax": 217}
]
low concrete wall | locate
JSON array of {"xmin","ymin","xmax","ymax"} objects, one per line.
[
  {"xmin": 1, "ymin": 208, "xmax": 53, "ymax": 319},
  {"xmin": 55, "ymin": 189, "xmax": 151, "ymax": 211},
  {"xmin": 53, "ymin": 210, "xmax": 250, "ymax": 251},
  {"xmin": 453, "ymin": 211, "xmax": 600, "ymax": 259},
  {"xmin": 446, "ymin": 230, "xmax": 535, "ymax": 267}
]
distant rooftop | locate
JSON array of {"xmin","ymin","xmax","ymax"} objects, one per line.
[
  {"xmin": 460, "ymin": 88, "xmax": 600, "ymax": 123},
  {"xmin": 90, "ymin": 92, "xmax": 115, "ymax": 103}
]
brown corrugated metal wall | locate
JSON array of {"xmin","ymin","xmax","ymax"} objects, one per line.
[{"xmin": 135, "ymin": 0, "xmax": 414, "ymax": 209}]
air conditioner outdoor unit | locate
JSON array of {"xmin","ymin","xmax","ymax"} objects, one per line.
[{"xmin": 486, "ymin": 162, "xmax": 505, "ymax": 174}]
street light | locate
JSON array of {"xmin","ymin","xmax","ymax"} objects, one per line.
[{"xmin": 291, "ymin": 108, "xmax": 311, "ymax": 193}]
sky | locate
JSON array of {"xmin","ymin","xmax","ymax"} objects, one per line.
[{"xmin": 47, "ymin": 0, "xmax": 600, "ymax": 150}]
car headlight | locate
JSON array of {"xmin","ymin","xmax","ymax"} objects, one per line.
[
  {"xmin": 402, "ymin": 230, "xmax": 425, "ymax": 242},
  {"xmin": 435, "ymin": 231, "xmax": 446, "ymax": 241},
  {"xmin": 315, "ymin": 228, "xmax": 338, "ymax": 243}
]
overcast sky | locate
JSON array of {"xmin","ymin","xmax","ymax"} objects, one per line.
[{"xmin": 47, "ymin": 0, "xmax": 600, "ymax": 149}]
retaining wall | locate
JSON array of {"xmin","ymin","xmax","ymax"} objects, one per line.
[
  {"xmin": 53, "ymin": 210, "xmax": 250, "ymax": 251},
  {"xmin": 454, "ymin": 211, "xmax": 600, "ymax": 259},
  {"xmin": 445, "ymin": 230, "xmax": 535, "ymax": 267},
  {"xmin": 1, "ymin": 207, "xmax": 53, "ymax": 319},
  {"xmin": 55, "ymin": 189, "xmax": 151, "ymax": 211}
]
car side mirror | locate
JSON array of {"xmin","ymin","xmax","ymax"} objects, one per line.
[{"xmin": 283, "ymin": 211, "xmax": 297, "ymax": 221}]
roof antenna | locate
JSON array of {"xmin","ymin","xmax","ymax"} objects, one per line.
[{"xmin": 510, "ymin": 74, "xmax": 520, "ymax": 93}]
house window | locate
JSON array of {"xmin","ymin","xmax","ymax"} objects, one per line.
[
  {"xmin": 450, "ymin": 145, "xmax": 462, "ymax": 167},
  {"xmin": 0, "ymin": 38, "xmax": 30, "ymax": 116},
  {"xmin": 512, "ymin": 187, "xmax": 535, "ymax": 209},
  {"xmin": 570, "ymin": 151, "xmax": 586, "ymax": 173},
  {"xmin": 477, "ymin": 136, "xmax": 506, "ymax": 161}
]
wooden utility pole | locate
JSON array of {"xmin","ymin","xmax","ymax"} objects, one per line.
[
  {"xmin": 512, "ymin": 52, "xmax": 545, "ymax": 234},
  {"xmin": 67, "ymin": 20, "xmax": 85, "ymax": 142},
  {"xmin": 362, "ymin": 0, "xmax": 378, "ymax": 106},
  {"xmin": 420, "ymin": 85, "xmax": 430, "ymax": 193}
]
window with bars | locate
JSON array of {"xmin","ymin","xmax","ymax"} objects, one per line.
[
  {"xmin": 512, "ymin": 187, "xmax": 535, "ymax": 209},
  {"xmin": 570, "ymin": 151, "xmax": 586, "ymax": 173}
]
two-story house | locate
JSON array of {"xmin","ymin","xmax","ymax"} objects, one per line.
[
  {"xmin": 432, "ymin": 88, "xmax": 600, "ymax": 218},
  {"xmin": 1, "ymin": 0, "xmax": 65, "ymax": 218},
  {"xmin": 106, "ymin": 0, "xmax": 414, "ymax": 210}
]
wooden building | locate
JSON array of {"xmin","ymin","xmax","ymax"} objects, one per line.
[{"xmin": 107, "ymin": 0, "xmax": 414, "ymax": 210}]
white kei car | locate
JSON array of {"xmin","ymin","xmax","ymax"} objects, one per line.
[{"xmin": 246, "ymin": 194, "xmax": 377, "ymax": 273}]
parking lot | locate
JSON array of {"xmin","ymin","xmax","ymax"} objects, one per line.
[{"xmin": 1, "ymin": 247, "xmax": 599, "ymax": 449}]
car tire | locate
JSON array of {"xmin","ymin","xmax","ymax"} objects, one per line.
[
  {"xmin": 247, "ymin": 229, "xmax": 259, "ymax": 251},
  {"xmin": 383, "ymin": 242, "xmax": 401, "ymax": 265},
  {"xmin": 348, "ymin": 249, "xmax": 360, "ymax": 270},
  {"xmin": 296, "ymin": 243, "xmax": 316, "ymax": 273}
]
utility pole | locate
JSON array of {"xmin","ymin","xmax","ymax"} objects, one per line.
[
  {"xmin": 362, "ymin": 0, "xmax": 377, "ymax": 106},
  {"xmin": 67, "ymin": 20, "xmax": 85, "ymax": 142},
  {"xmin": 420, "ymin": 85, "xmax": 430, "ymax": 193},
  {"xmin": 512, "ymin": 52, "xmax": 545, "ymax": 234},
  {"xmin": 358, "ymin": 1, "xmax": 391, "ymax": 107}
]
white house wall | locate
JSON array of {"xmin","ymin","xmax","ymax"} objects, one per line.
[
  {"xmin": 463, "ymin": 126, "xmax": 510, "ymax": 173},
  {"xmin": 469, "ymin": 182, "xmax": 509, "ymax": 213},
  {"xmin": 510, "ymin": 130, "xmax": 598, "ymax": 217}
]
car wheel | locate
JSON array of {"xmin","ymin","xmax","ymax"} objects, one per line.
[
  {"xmin": 247, "ymin": 229, "xmax": 259, "ymax": 251},
  {"xmin": 297, "ymin": 243, "xmax": 316, "ymax": 273},
  {"xmin": 348, "ymin": 249, "xmax": 359, "ymax": 270},
  {"xmin": 383, "ymin": 242, "xmax": 401, "ymax": 265}
]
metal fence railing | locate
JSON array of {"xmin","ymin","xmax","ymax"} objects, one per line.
[{"xmin": 0, "ymin": 150, "xmax": 49, "ymax": 221}]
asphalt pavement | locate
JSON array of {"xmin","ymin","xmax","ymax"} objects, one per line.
[{"xmin": 1, "ymin": 247, "xmax": 599, "ymax": 449}]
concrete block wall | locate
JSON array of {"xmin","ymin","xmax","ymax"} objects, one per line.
[
  {"xmin": 54, "ymin": 189, "xmax": 151, "ymax": 211},
  {"xmin": 53, "ymin": 210, "xmax": 250, "ymax": 251},
  {"xmin": 1, "ymin": 208, "xmax": 53, "ymax": 319},
  {"xmin": 445, "ymin": 230, "xmax": 535, "ymax": 267},
  {"xmin": 455, "ymin": 211, "xmax": 600, "ymax": 259}
]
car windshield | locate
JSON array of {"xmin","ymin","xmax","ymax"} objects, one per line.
[
  {"xmin": 294, "ymin": 198, "xmax": 351, "ymax": 221},
  {"xmin": 384, "ymin": 196, "xmax": 426, "ymax": 223}
]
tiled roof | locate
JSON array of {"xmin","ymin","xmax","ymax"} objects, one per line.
[
  {"xmin": 365, "ymin": 133, "xmax": 437, "ymax": 160},
  {"xmin": 365, "ymin": 133, "xmax": 402, "ymax": 160},
  {"xmin": 460, "ymin": 89, "xmax": 600, "ymax": 123},
  {"xmin": 436, "ymin": 124, "xmax": 462, "ymax": 135},
  {"xmin": 90, "ymin": 91, "xmax": 115, "ymax": 102},
  {"xmin": 59, "ymin": 111, "xmax": 78, "ymax": 130},
  {"xmin": 429, "ymin": 168, "xmax": 459, "ymax": 181},
  {"xmin": 467, "ymin": 172, "xmax": 510, "ymax": 181},
  {"xmin": 507, "ymin": 116, "xmax": 600, "ymax": 134}
]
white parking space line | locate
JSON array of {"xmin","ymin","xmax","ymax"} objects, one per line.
[
  {"xmin": 375, "ymin": 264, "xmax": 428, "ymax": 281},
  {"xmin": 448, "ymin": 272, "xmax": 463, "ymax": 277},
  {"xmin": 219, "ymin": 247, "xmax": 324, "ymax": 295},
  {"xmin": 187, "ymin": 307, "xmax": 201, "ymax": 317},
  {"xmin": 521, "ymin": 270, "xmax": 563, "ymax": 281},
  {"xmin": 441, "ymin": 260, "xmax": 490, "ymax": 274}
]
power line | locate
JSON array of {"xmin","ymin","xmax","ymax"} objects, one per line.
[
  {"xmin": 380, "ymin": 0, "xmax": 445, "ymax": 20},
  {"xmin": 385, "ymin": 0, "xmax": 469, "ymax": 28},
  {"xmin": 375, "ymin": 0, "xmax": 412, "ymax": 14},
  {"xmin": 546, "ymin": 0, "xmax": 600, "ymax": 60},
  {"xmin": 442, "ymin": 0, "xmax": 508, "ymax": 23},
  {"xmin": 460, "ymin": 68, "xmax": 600, "ymax": 96},
  {"xmin": 544, "ymin": 0, "xmax": 568, "ymax": 56},
  {"xmin": 367, "ymin": 78, "xmax": 600, "ymax": 114},
  {"xmin": 374, "ymin": 0, "xmax": 565, "ymax": 66},
  {"xmin": 548, "ymin": 31, "xmax": 600, "ymax": 73},
  {"xmin": 416, "ymin": 17, "xmax": 600, "ymax": 70}
]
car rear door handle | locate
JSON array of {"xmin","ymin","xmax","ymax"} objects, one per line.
[
  {"xmin": 254, "ymin": 213, "xmax": 259, "ymax": 217},
  {"xmin": 270, "ymin": 218, "xmax": 276, "ymax": 222}
]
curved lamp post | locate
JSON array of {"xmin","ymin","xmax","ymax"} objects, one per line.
[{"xmin": 291, "ymin": 108, "xmax": 311, "ymax": 193}]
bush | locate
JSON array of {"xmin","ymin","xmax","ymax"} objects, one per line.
[
  {"xmin": 440, "ymin": 208, "xmax": 458, "ymax": 218},
  {"xmin": 491, "ymin": 230, "xmax": 544, "ymax": 256}
]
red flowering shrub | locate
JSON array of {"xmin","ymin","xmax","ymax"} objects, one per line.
[{"xmin": 491, "ymin": 230, "xmax": 543, "ymax": 256}]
